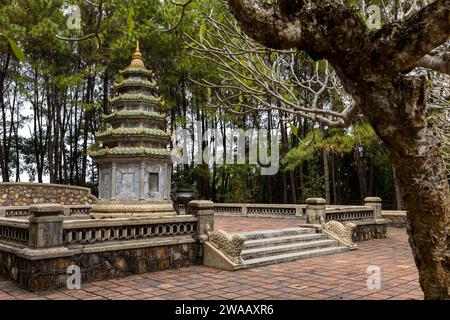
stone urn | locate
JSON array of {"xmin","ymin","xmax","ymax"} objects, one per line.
[{"xmin": 171, "ymin": 183, "xmax": 198, "ymax": 215}]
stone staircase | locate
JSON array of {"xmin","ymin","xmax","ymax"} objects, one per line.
[{"xmin": 234, "ymin": 227, "xmax": 350, "ymax": 268}]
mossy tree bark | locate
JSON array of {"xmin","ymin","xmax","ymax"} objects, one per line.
[{"xmin": 227, "ymin": 0, "xmax": 450, "ymax": 299}]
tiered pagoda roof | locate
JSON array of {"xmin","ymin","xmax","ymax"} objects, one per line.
[{"xmin": 89, "ymin": 42, "xmax": 171, "ymax": 160}]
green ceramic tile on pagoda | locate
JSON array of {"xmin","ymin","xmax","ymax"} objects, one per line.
[
  {"xmin": 95, "ymin": 127, "xmax": 172, "ymax": 139},
  {"xmin": 113, "ymin": 78, "xmax": 158, "ymax": 90},
  {"xmin": 109, "ymin": 93, "xmax": 164, "ymax": 105},
  {"xmin": 88, "ymin": 147, "xmax": 172, "ymax": 158},
  {"xmin": 101, "ymin": 110, "xmax": 167, "ymax": 121}
]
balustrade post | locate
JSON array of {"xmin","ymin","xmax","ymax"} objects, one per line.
[
  {"xmin": 295, "ymin": 205, "xmax": 303, "ymax": 217},
  {"xmin": 305, "ymin": 198, "xmax": 326, "ymax": 224},
  {"xmin": 28, "ymin": 204, "xmax": 64, "ymax": 249},
  {"xmin": 242, "ymin": 204, "xmax": 248, "ymax": 216},
  {"xmin": 364, "ymin": 197, "xmax": 382, "ymax": 219},
  {"xmin": 188, "ymin": 200, "xmax": 214, "ymax": 243}
]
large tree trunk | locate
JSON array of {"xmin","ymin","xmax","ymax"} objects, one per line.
[
  {"xmin": 391, "ymin": 134, "xmax": 449, "ymax": 299},
  {"xmin": 360, "ymin": 77, "xmax": 450, "ymax": 299},
  {"xmin": 319, "ymin": 12, "xmax": 449, "ymax": 301},
  {"xmin": 227, "ymin": 0, "xmax": 450, "ymax": 299}
]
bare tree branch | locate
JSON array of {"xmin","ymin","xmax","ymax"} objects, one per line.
[
  {"xmin": 185, "ymin": 10, "xmax": 361, "ymax": 128},
  {"xmin": 157, "ymin": 0, "xmax": 194, "ymax": 32},
  {"xmin": 226, "ymin": 0, "xmax": 307, "ymax": 50},
  {"xmin": 416, "ymin": 53, "xmax": 450, "ymax": 75}
]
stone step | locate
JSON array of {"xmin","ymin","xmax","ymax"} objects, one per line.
[
  {"xmin": 232, "ymin": 227, "xmax": 315, "ymax": 240},
  {"xmin": 241, "ymin": 239, "xmax": 339, "ymax": 260},
  {"xmin": 243, "ymin": 233, "xmax": 327, "ymax": 249},
  {"xmin": 242, "ymin": 246, "xmax": 350, "ymax": 268}
]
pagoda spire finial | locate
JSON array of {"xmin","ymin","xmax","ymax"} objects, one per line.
[{"xmin": 130, "ymin": 40, "xmax": 145, "ymax": 68}]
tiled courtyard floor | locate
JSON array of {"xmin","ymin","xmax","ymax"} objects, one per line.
[{"xmin": 0, "ymin": 217, "xmax": 422, "ymax": 300}]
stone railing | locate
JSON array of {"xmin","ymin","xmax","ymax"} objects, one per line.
[
  {"xmin": 68, "ymin": 205, "xmax": 92, "ymax": 216},
  {"xmin": 325, "ymin": 207, "xmax": 375, "ymax": 221},
  {"xmin": 0, "ymin": 182, "xmax": 97, "ymax": 207},
  {"xmin": 0, "ymin": 206, "xmax": 30, "ymax": 217},
  {"xmin": 0, "ymin": 219, "xmax": 29, "ymax": 245},
  {"xmin": 0, "ymin": 205, "xmax": 92, "ymax": 218},
  {"xmin": 305, "ymin": 197, "xmax": 382, "ymax": 223},
  {"xmin": 0, "ymin": 205, "xmax": 210, "ymax": 248},
  {"xmin": 0, "ymin": 201, "xmax": 215, "ymax": 291},
  {"xmin": 381, "ymin": 210, "xmax": 408, "ymax": 228},
  {"xmin": 305, "ymin": 197, "xmax": 387, "ymax": 242},
  {"xmin": 212, "ymin": 203, "xmax": 305, "ymax": 218},
  {"xmin": 63, "ymin": 216, "xmax": 198, "ymax": 246}
]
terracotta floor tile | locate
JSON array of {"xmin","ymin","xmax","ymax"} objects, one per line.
[{"xmin": 0, "ymin": 218, "xmax": 422, "ymax": 300}]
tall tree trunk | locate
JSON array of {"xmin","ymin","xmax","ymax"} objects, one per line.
[
  {"xmin": 267, "ymin": 176, "xmax": 273, "ymax": 203},
  {"xmin": 331, "ymin": 153, "xmax": 337, "ymax": 204},
  {"xmin": 354, "ymin": 147, "xmax": 366, "ymax": 203},
  {"xmin": 12, "ymin": 83, "xmax": 20, "ymax": 182},
  {"xmin": 102, "ymin": 69, "xmax": 109, "ymax": 114},
  {"xmin": 32, "ymin": 69, "xmax": 43, "ymax": 183},
  {"xmin": 392, "ymin": 165, "xmax": 403, "ymax": 210},
  {"xmin": 360, "ymin": 77, "xmax": 450, "ymax": 300},
  {"xmin": 81, "ymin": 74, "xmax": 94, "ymax": 185},
  {"xmin": 45, "ymin": 79, "xmax": 55, "ymax": 183},
  {"xmin": 0, "ymin": 52, "xmax": 11, "ymax": 182},
  {"xmin": 282, "ymin": 172, "xmax": 288, "ymax": 203},
  {"xmin": 368, "ymin": 156, "xmax": 375, "ymax": 196},
  {"xmin": 322, "ymin": 149, "xmax": 331, "ymax": 204},
  {"xmin": 289, "ymin": 170, "xmax": 297, "ymax": 204},
  {"xmin": 298, "ymin": 164, "xmax": 305, "ymax": 199}
]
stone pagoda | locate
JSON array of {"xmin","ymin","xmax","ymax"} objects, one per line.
[{"xmin": 89, "ymin": 42, "xmax": 175, "ymax": 218}]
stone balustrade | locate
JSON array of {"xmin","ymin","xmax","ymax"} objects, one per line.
[
  {"xmin": 0, "ymin": 206, "xmax": 30, "ymax": 217},
  {"xmin": 0, "ymin": 202, "xmax": 212, "ymax": 292},
  {"xmin": 0, "ymin": 219, "xmax": 29, "ymax": 245},
  {"xmin": 212, "ymin": 203, "xmax": 305, "ymax": 218},
  {"xmin": 204, "ymin": 201, "xmax": 386, "ymax": 223},
  {"xmin": 381, "ymin": 210, "xmax": 408, "ymax": 227},
  {"xmin": 0, "ymin": 204, "xmax": 92, "ymax": 218},
  {"xmin": 69, "ymin": 205, "xmax": 92, "ymax": 216},
  {"xmin": 63, "ymin": 216, "xmax": 198, "ymax": 245},
  {"xmin": 325, "ymin": 207, "xmax": 375, "ymax": 221},
  {"xmin": 305, "ymin": 197, "xmax": 387, "ymax": 242}
]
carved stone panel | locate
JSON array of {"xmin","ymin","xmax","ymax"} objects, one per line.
[{"xmin": 116, "ymin": 164, "xmax": 139, "ymax": 200}]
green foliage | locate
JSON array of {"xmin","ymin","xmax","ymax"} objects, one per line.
[
  {"xmin": 222, "ymin": 165, "xmax": 257, "ymax": 203},
  {"xmin": 0, "ymin": 0, "xmax": 406, "ymax": 207},
  {"xmin": 298, "ymin": 159, "xmax": 324, "ymax": 203},
  {"xmin": 127, "ymin": 6, "xmax": 136, "ymax": 36},
  {"xmin": 283, "ymin": 123, "xmax": 379, "ymax": 171}
]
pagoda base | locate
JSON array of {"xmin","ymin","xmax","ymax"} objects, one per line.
[{"xmin": 91, "ymin": 201, "xmax": 177, "ymax": 219}]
